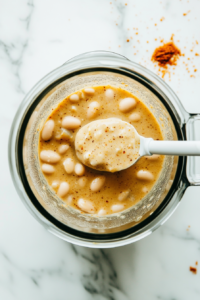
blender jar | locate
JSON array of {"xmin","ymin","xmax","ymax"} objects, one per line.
[{"xmin": 8, "ymin": 51, "xmax": 200, "ymax": 248}]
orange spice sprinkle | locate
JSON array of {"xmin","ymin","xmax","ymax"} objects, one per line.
[
  {"xmin": 127, "ymin": 39, "xmax": 130, "ymax": 42},
  {"xmin": 194, "ymin": 69, "xmax": 197, "ymax": 72},
  {"xmin": 183, "ymin": 10, "xmax": 190, "ymax": 16},
  {"xmin": 161, "ymin": 69, "xmax": 169, "ymax": 78},
  {"xmin": 196, "ymin": 261, "xmax": 198, "ymax": 266},
  {"xmin": 195, "ymin": 53, "xmax": 199, "ymax": 56},
  {"xmin": 151, "ymin": 41, "xmax": 181, "ymax": 68},
  {"xmin": 190, "ymin": 266, "xmax": 197, "ymax": 274}
]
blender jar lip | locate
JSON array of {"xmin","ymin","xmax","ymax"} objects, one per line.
[{"xmin": 8, "ymin": 51, "xmax": 190, "ymax": 247}]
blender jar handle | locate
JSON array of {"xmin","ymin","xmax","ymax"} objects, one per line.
[
  {"xmin": 186, "ymin": 114, "xmax": 200, "ymax": 185},
  {"xmin": 63, "ymin": 51, "xmax": 130, "ymax": 65}
]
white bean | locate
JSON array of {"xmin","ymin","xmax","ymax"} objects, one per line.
[
  {"xmin": 118, "ymin": 190, "xmax": 130, "ymax": 201},
  {"xmin": 75, "ymin": 163, "xmax": 85, "ymax": 176},
  {"xmin": 145, "ymin": 154, "xmax": 160, "ymax": 161},
  {"xmin": 40, "ymin": 150, "xmax": 60, "ymax": 163},
  {"xmin": 111, "ymin": 204, "xmax": 124, "ymax": 213},
  {"xmin": 84, "ymin": 88, "xmax": 95, "ymax": 95},
  {"xmin": 69, "ymin": 94, "xmax": 79, "ymax": 102},
  {"xmin": 77, "ymin": 198, "xmax": 95, "ymax": 214},
  {"xmin": 63, "ymin": 158, "xmax": 74, "ymax": 174},
  {"xmin": 62, "ymin": 116, "xmax": 81, "ymax": 130},
  {"xmin": 67, "ymin": 194, "xmax": 73, "ymax": 204},
  {"xmin": 90, "ymin": 176, "xmax": 106, "ymax": 192},
  {"xmin": 52, "ymin": 180, "xmax": 60, "ymax": 188},
  {"xmin": 105, "ymin": 89, "xmax": 114, "ymax": 100},
  {"xmin": 98, "ymin": 209, "xmax": 107, "ymax": 216},
  {"xmin": 137, "ymin": 170, "xmax": 154, "ymax": 181},
  {"xmin": 78, "ymin": 177, "xmax": 88, "ymax": 187},
  {"xmin": 57, "ymin": 182, "xmax": 70, "ymax": 197},
  {"xmin": 55, "ymin": 128, "xmax": 72, "ymax": 140},
  {"xmin": 87, "ymin": 101, "xmax": 100, "ymax": 119},
  {"xmin": 119, "ymin": 98, "xmax": 137, "ymax": 112},
  {"xmin": 142, "ymin": 186, "xmax": 149, "ymax": 193},
  {"xmin": 129, "ymin": 112, "xmax": 140, "ymax": 122},
  {"xmin": 41, "ymin": 164, "xmax": 55, "ymax": 174},
  {"xmin": 71, "ymin": 105, "xmax": 77, "ymax": 112},
  {"xmin": 41, "ymin": 119, "xmax": 55, "ymax": 141},
  {"xmin": 58, "ymin": 144, "xmax": 69, "ymax": 154}
]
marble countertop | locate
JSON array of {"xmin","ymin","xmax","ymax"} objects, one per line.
[{"xmin": 1, "ymin": 0, "xmax": 200, "ymax": 299}]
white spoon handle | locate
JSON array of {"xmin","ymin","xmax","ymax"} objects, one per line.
[{"xmin": 148, "ymin": 140, "xmax": 200, "ymax": 156}]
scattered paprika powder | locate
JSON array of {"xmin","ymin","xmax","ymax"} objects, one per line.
[
  {"xmin": 190, "ymin": 266, "xmax": 197, "ymax": 274},
  {"xmin": 151, "ymin": 41, "xmax": 181, "ymax": 68}
]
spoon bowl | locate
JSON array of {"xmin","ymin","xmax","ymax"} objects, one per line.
[{"xmin": 75, "ymin": 118, "xmax": 200, "ymax": 172}]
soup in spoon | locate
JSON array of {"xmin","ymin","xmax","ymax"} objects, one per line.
[{"xmin": 75, "ymin": 118, "xmax": 140, "ymax": 172}]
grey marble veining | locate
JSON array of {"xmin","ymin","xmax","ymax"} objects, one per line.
[{"xmin": 0, "ymin": 0, "xmax": 200, "ymax": 299}]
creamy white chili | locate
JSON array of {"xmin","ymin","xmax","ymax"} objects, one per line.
[{"xmin": 38, "ymin": 85, "xmax": 164, "ymax": 216}]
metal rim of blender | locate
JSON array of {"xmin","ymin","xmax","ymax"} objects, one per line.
[{"xmin": 8, "ymin": 51, "xmax": 191, "ymax": 248}]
